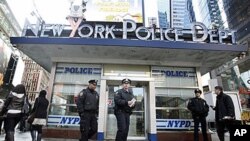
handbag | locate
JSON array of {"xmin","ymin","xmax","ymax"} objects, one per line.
[
  {"xmin": 27, "ymin": 98, "xmax": 39, "ymax": 124},
  {"xmin": 27, "ymin": 112, "xmax": 35, "ymax": 124}
]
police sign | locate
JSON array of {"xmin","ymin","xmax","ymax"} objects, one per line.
[
  {"xmin": 22, "ymin": 19, "xmax": 236, "ymax": 44},
  {"xmin": 48, "ymin": 115, "xmax": 80, "ymax": 126},
  {"xmin": 56, "ymin": 67, "xmax": 101, "ymax": 74},
  {"xmin": 156, "ymin": 119, "xmax": 193, "ymax": 130},
  {"xmin": 152, "ymin": 67, "xmax": 196, "ymax": 78}
]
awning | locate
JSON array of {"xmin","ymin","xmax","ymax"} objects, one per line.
[{"xmin": 10, "ymin": 37, "xmax": 248, "ymax": 75}]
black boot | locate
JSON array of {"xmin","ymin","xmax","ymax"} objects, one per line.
[
  {"xmin": 6, "ymin": 131, "xmax": 14, "ymax": 141},
  {"xmin": 30, "ymin": 130, "xmax": 36, "ymax": 141},
  {"xmin": 37, "ymin": 133, "xmax": 42, "ymax": 141}
]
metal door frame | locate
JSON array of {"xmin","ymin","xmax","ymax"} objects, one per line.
[{"xmin": 101, "ymin": 76, "xmax": 154, "ymax": 140}]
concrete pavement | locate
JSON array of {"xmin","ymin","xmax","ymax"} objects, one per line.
[
  {"xmin": 0, "ymin": 131, "xmax": 229, "ymax": 141},
  {"xmin": 0, "ymin": 131, "xmax": 78, "ymax": 141}
]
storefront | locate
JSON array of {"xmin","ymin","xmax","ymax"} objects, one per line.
[{"xmin": 10, "ymin": 19, "xmax": 247, "ymax": 141}]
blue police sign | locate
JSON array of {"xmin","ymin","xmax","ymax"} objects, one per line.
[
  {"xmin": 48, "ymin": 115, "xmax": 81, "ymax": 126},
  {"xmin": 152, "ymin": 69, "xmax": 196, "ymax": 77},
  {"xmin": 156, "ymin": 119, "xmax": 193, "ymax": 129},
  {"xmin": 56, "ymin": 67, "xmax": 101, "ymax": 75}
]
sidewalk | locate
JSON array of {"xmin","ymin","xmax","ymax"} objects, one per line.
[
  {"xmin": 0, "ymin": 131, "xmax": 229, "ymax": 141},
  {"xmin": 0, "ymin": 131, "xmax": 78, "ymax": 141},
  {"xmin": 211, "ymin": 132, "xmax": 230, "ymax": 141}
]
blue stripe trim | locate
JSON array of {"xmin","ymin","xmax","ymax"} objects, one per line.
[
  {"xmin": 93, "ymin": 73, "xmax": 102, "ymax": 74},
  {"xmin": 48, "ymin": 116, "xmax": 61, "ymax": 119},
  {"xmin": 97, "ymin": 132, "xmax": 104, "ymax": 141},
  {"xmin": 156, "ymin": 126, "xmax": 166, "ymax": 127},
  {"xmin": 10, "ymin": 37, "xmax": 248, "ymax": 52},
  {"xmin": 55, "ymin": 71, "xmax": 63, "ymax": 73},
  {"xmin": 47, "ymin": 122, "xmax": 59, "ymax": 124},
  {"xmin": 148, "ymin": 133, "xmax": 157, "ymax": 141},
  {"xmin": 56, "ymin": 67, "xmax": 64, "ymax": 69}
]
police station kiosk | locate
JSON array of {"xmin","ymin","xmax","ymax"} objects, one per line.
[{"xmin": 10, "ymin": 15, "xmax": 247, "ymax": 141}]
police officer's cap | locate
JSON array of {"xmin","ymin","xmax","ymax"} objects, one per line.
[
  {"xmin": 89, "ymin": 79, "xmax": 98, "ymax": 85},
  {"xmin": 122, "ymin": 78, "xmax": 131, "ymax": 84},
  {"xmin": 194, "ymin": 89, "xmax": 202, "ymax": 94}
]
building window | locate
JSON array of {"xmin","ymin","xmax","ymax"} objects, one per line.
[
  {"xmin": 48, "ymin": 63, "xmax": 102, "ymax": 128},
  {"xmin": 152, "ymin": 66, "xmax": 198, "ymax": 130}
]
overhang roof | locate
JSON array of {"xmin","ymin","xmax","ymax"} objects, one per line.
[
  {"xmin": 10, "ymin": 37, "xmax": 248, "ymax": 75},
  {"xmin": 238, "ymin": 56, "xmax": 250, "ymax": 73}
]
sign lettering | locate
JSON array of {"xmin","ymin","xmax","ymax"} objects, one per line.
[
  {"xmin": 56, "ymin": 67, "xmax": 101, "ymax": 74},
  {"xmin": 234, "ymin": 129, "xmax": 247, "ymax": 136},
  {"xmin": 48, "ymin": 115, "xmax": 81, "ymax": 126},
  {"xmin": 230, "ymin": 125, "xmax": 250, "ymax": 140},
  {"xmin": 156, "ymin": 119, "xmax": 193, "ymax": 129},
  {"xmin": 152, "ymin": 70, "xmax": 195, "ymax": 77},
  {"xmin": 22, "ymin": 19, "xmax": 236, "ymax": 44}
]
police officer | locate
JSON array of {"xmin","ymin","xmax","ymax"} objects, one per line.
[
  {"xmin": 187, "ymin": 89, "xmax": 209, "ymax": 141},
  {"xmin": 114, "ymin": 78, "xmax": 136, "ymax": 141},
  {"xmin": 77, "ymin": 80, "xmax": 99, "ymax": 141}
]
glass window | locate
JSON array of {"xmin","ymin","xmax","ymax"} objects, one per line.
[
  {"xmin": 152, "ymin": 66, "xmax": 198, "ymax": 87},
  {"xmin": 156, "ymin": 96, "xmax": 190, "ymax": 108},
  {"xmin": 152, "ymin": 66, "xmax": 198, "ymax": 130},
  {"xmin": 106, "ymin": 85, "xmax": 146, "ymax": 139},
  {"xmin": 48, "ymin": 63, "xmax": 101, "ymax": 128},
  {"xmin": 156, "ymin": 109, "xmax": 192, "ymax": 119}
]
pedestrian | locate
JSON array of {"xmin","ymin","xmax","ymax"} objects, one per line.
[
  {"xmin": 29, "ymin": 90, "xmax": 49, "ymax": 141},
  {"xmin": 187, "ymin": 89, "xmax": 209, "ymax": 141},
  {"xmin": 211, "ymin": 86, "xmax": 235, "ymax": 141},
  {"xmin": 77, "ymin": 80, "xmax": 99, "ymax": 141},
  {"xmin": 114, "ymin": 78, "xmax": 136, "ymax": 141},
  {"xmin": 0, "ymin": 98, "xmax": 5, "ymax": 134},
  {"xmin": 19, "ymin": 97, "xmax": 31, "ymax": 132},
  {"xmin": 0, "ymin": 84, "xmax": 27, "ymax": 141}
]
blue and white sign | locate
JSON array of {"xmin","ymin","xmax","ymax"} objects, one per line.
[
  {"xmin": 56, "ymin": 67, "xmax": 101, "ymax": 74},
  {"xmin": 48, "ymin": 115, "xmax": 80, "ymax": 126},
  {"xmin": 54, "ymin": 63, "xmax": 102, "ymax": 84},
  {"xmin": 152, "ymin": 66, "xmax": 196, "ymax": 78},
  {"xmin": 156, "ymin": 119, "xmax": 194, "ymax": 130}
]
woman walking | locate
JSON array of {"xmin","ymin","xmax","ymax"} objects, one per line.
[
  {"xmin": 29, "ymin": 90, "xmax": 49, "ymax": 141},
  {"xmin": 0, "ymin": 84, "xmax": 27, "ymax": 141}
]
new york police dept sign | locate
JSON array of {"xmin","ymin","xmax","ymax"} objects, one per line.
[{"xmin": 22, "ymin": 19, "xmax": 236, "ymax": 44}]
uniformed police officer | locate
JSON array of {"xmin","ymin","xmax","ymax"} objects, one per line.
[
  {"xmin": 114, "ymin": 78, "xmax": 136, "ymax": 141},
  {"xmin": 187, "ymin": 89, "xmax": 209, "ymax": 141},
  {"xmin": 77, "ymin": 80, "xmax": 99, "ymax": 141}
]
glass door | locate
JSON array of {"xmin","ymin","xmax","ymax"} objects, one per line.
[{"xmin": 106, "ymin": 83, "xmax": 146, "ymax": 140}]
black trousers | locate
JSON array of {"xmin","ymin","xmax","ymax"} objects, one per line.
[
  {"xmin": 115, "ymin": 111, "xmax": 130, "ymax": 141},
  {"xmin": 19, "ymin": 116, "xmax": 27, "ymax": 132},
  {"xmin": 31, "ymin": 125, "xmax": 43, "ymax": 134},
  {"xmin": 193, "ymin": 116, "xmax": 208, "ymax": 141},
  {"xmin": 4, "ymin": 113, "xmax": 22, "ymax": 141},
  {"xmin": 216, "ymin": 120, "xmax": 233, "ymax": 141},
  {"xmin": 4, "ymin": 113, "xmax": 22, "ymax": 132},
  {"xmin": 79, "ymin": 112, "xmax": 97, "ymax": 141}
]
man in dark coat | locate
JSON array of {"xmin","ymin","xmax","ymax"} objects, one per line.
[
  {"xmin": 187, "ymin": 89, "xmax": 209, "ymax": 141},
  {"xmin": 77, "ymin": 80, "xmax": 99, "ymax": 141},
  {"xmin": 114, "ymin": 78, "xmax": 136, "ymax": 141},
  {"xmin": 211, "ymin": 86, "xmax": 235, "ymax": 141}
]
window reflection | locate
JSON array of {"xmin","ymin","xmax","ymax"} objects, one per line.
[
  {"xmin": 106, "ymin": 85, "xmax": 145, "ymax": 139},
  {"xmin": 156, "ymin": 97, "xmax": 190, "ymax": 107},
  {"xmin": 50, "ymin": 105, "xmax": 78, "ymax": 116},
  {"xmin": 156, "ymin": 109, "xmax": 192, "ymax": 119}
]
